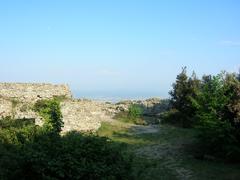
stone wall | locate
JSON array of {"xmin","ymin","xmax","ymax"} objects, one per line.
[
  {"xmin": 0, "ymin": 83, "xmax": 72, "ymax": 102},
  {"xmin": 0, "ymin": 98, "xmax": 12, "ymax": 117},
  {"xmin": 61, "ymin": 99, "xmax": 113, "ymax": 132},
  {"xmin": 0, "ymin": 83, "xmax": 167, "ymax": 132},
  {"xmin": 115, "ymin": 98, "xmax": 169, "ymax": 116},
  {"xmin": 0, "ymin": 98, "xmax": 113, "ymax": 132},
  {"xmin": 0, "ymin": 83, "xmax": 113, "ymax": 132}
]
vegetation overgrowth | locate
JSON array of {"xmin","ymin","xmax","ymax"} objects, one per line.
[
  {"xmin": 98, "ymin": 120, "xmax": 240, "ymax": 179},
  {"xmin": 0, "ymin": 67, "xmax": 240, "ymax": 179},
  {"xmin": 34, "ymin": 98, "xmax": 64, "ymax": 133},
  {"xmin": 164, "ymin": 67, "xmax": 240, "ymax": 162},
  {"xmin": 0, "ymin": 99, "xmax": 133, "ymax": 180},
  {"xmin": 114, "ymin": 104, "xmax": 146, "ymax": 125}
]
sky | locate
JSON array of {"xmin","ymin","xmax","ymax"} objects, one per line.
[{"xmin": 0, "ymin": 0, "xmax": 239, "ymax": 100}]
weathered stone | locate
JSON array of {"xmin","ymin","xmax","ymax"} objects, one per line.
[
  {"xmin": 0, "ymin": 83, "xmax": 72, "ymax": 102},
  {"xmin": 0, "ymin": 98, "xmax": 12, "ymax": 117},
  {"xmin": 0, "ymin": 83, "xmax": 114, "ymax": 132},
  {"xmin": 0, "ymin": 83, "xmax": 168, "ymax": 132},
  {"xmin": 114, "ymin": 98, "xmax": 169, "ymax": 116},
  {"xmin": 61, "ymin": 100, "xmax": 113, "ymax": 132}
]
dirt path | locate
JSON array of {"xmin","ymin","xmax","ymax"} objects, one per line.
[
  {"xmin": 131, "ymin": 124, "xmax": 194, "ymax": 180},
  {"xmin": 130, "ymin": 125, "xmax": 159, "ymax": 134},
  {"xmin": 99, "ymin": 121, "xmax": 240, "ymax": 180}
]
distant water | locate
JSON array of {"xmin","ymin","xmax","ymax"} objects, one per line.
[{"xmin": 72, "ymin": 90, "xmax": 167, "ymax": 103}]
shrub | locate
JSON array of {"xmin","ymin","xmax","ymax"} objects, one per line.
[
  {"xmin": 0, "ymin": 99, "xmax": 134, "ymax": 179},
  {"xmin": 0, "ymin": 116, "xmax": 34, "ymax": 129},
  {"xmin": 114, "ymin": 111, "xmax": 146, "ymax": 125},
  {"xmin": 34, "ymin": 99, "xmax": 63, "ymax": 134},
  {"xmin": 114, "ymin": 104, "xmax": 146, "ymax": 125},
  {"xmin": 169, "ymin": 69, "xmax": 240, "ymax": 161},
  {"xmin": 161, "ymin": 109, "xmax": 183, "ymax": 125},
  {"xmin": 0, "ymin": 128, "xmax": 133, "ymax": 179},
  {"xmin": 192, "ymin": 73, "xmax": 240, "ymax": 162},
  {"xmin": 8, "ymin": 132, "xmax": 133, "ymax": 180},
  {"xmin": 128, "ymin": 104, "xmax": 143, "ymax": 120}
]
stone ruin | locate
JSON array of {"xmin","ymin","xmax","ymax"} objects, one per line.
[
  {"xmin": 0, "ymin": 83, "xmax": 72, "ymax": 102},
  {"xmin": 0, "ymin": 83, "xmax": 113, "ymax": 132},
  {"xmin": 0, "ymin": 83, "xmax": 166, "ymax": 132}
]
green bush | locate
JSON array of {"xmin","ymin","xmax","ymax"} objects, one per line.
[
  {"xmin": 169, "ymin": 68, "xmax": 240, "ymax": 162},
  {"xmin": 128, "ymin": 104, "xmax": 143, "ymax": 120},
  {"xmin": 34, "ymin": 98, "xmax": 63, "ymax": 134},
  {"xmin": 0, "ymin": 99, "xmax": 134, "ymax": 179},
  {"xmin": 160, "ymin": 109, "xmax": 185, "ymax": 126},
  {"xmin": 192, "ymin": 73, "xmax": 240, "ymax": 162},
  {"xmin": 0, "ymin": 120, "xmax": 39, "ymax": 146},
  {"xmin": 0, "ymin": 116, "xmax": 34, "ymax": 129},
  {"xmin": 4, "ymin": 132, "xmax": 133, "ymax": 180},
  {"xmin": 114, "ymin": 104, "xmax": 146, "ymax": 125},
  {"xmin": 0, "ymin": 130, "xmax": 132, "ymax": 180},
  {"xmin": 0, "ymin": 128, "xmax": 133, "ymax": 179}
]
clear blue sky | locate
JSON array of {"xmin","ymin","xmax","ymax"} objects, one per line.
[{"xmin": 0, "ymin": 0, "xmax": 239, "ymax": 99}]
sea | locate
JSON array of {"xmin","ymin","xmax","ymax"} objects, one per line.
[{"xmin": 72, "ymin": 90, "xmax": 168, "ymax": 103}]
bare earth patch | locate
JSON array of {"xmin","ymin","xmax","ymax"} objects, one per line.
[
  {"xmin": 132, "ymin": 125, "xmax": 194, "ymax": 180},
  {"xmin": 98, "ymin": 121, "xmax": 240, "ymax": 180},
  {"xmin": 130, "ymin": 125, "xmax": 159, "ymax": 134}
]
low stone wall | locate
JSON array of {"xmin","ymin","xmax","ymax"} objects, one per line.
[
  {"xmin": 61, "ymin": 99, "xmax": 113, "ymax": 132},
  {"xmin": 0, "ymin": 96, "xmax": 114, "ymax": 132},
  {"xmin": 115, "ymin": 98, "xmax": 169, "ymax": 116}
]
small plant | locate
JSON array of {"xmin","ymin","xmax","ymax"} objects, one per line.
[
  {"xmin": 20, "ymin": 104, "xmax": 29, "ymax": 112},
  {"xmin": 52, "ymin": 95, "xmax": 69, "ymax": 102},
  {"xmin": 114, "ymin": 105, "xmax": 146, "ymax": 125},
  {"xmin": 10, "ymin": 98, "xmax": 20, "ymax": 108},
  {"xmin": 128, "ymin": 104, "xmax": 143, "ymax": 120}
]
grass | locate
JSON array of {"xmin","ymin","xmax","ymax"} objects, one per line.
[
  {"xmin": 113, "ymin": 111, "xmax": 147, "ymax": 125},
  {"xmin": 97, "ymin": 120, "xmax": 240, "ymax": 180}
]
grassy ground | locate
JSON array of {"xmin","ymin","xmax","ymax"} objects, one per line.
[{"xmin": 97, "ymin": 120, "xmax": 240, "ymax": 180}]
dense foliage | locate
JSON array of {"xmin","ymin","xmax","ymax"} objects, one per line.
[
  {"xmin": 167, "ymin": 68, "xmax": 240, "ymax": 162},
  {"xmin": 34, "ymin": 98, "xmax": 64, "ymax": 133},
  {"xmin": 193, "ymin": 73, "xmax": 240, "ymax": 161},
  {"xmin": 0, "ymin": 99, "xmax": 133, "ymax": 179},
  {"xmin": 168, "ymin": 67, "xmax": 200, "ymax": 127}
]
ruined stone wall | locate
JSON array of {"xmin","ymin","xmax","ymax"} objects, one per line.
[
  {"xmin": 0, "ymin": 83, "xmax": 114, "ymax": 132},
  {"xmin": 61, "ymin": 99, "xmax": 113, "ymax": 132},
  {"xmin": 0, "ymin": 83, "xmax": 72, "ymax": 102},
  {"xmin": 114, "ymin": 98, "xmax": 169, "ymax": 116},
  {"xmin": 0, "ymin": 82, "xmax": 167, "ymax": 132}
]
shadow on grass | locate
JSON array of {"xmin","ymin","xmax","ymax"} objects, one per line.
[
  {"xmin": 111, "ymin": 124, "xmax": 196, "ymax": 147},
  {"xmin": 0, "ymin": 128, "xmax": 134, "ymax": 180},
  {"xmin": 108, "ymin": 123, "xmax": 240, "ymax": 180}
]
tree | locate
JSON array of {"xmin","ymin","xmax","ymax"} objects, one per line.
[
  {"xmin": 192, "ymin": 72, "xmax": 240, "ymax": 161},
  {"xmin": 169, "ymin": 67, "xmax": 188, "ymax": 112},
  {"xmin": 169, "ymin": 67, "xmax": 200, "ymax": 127},
  {"xmin": 224, "ymin": 73, "xmax": 240, "ymax": 127}
]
